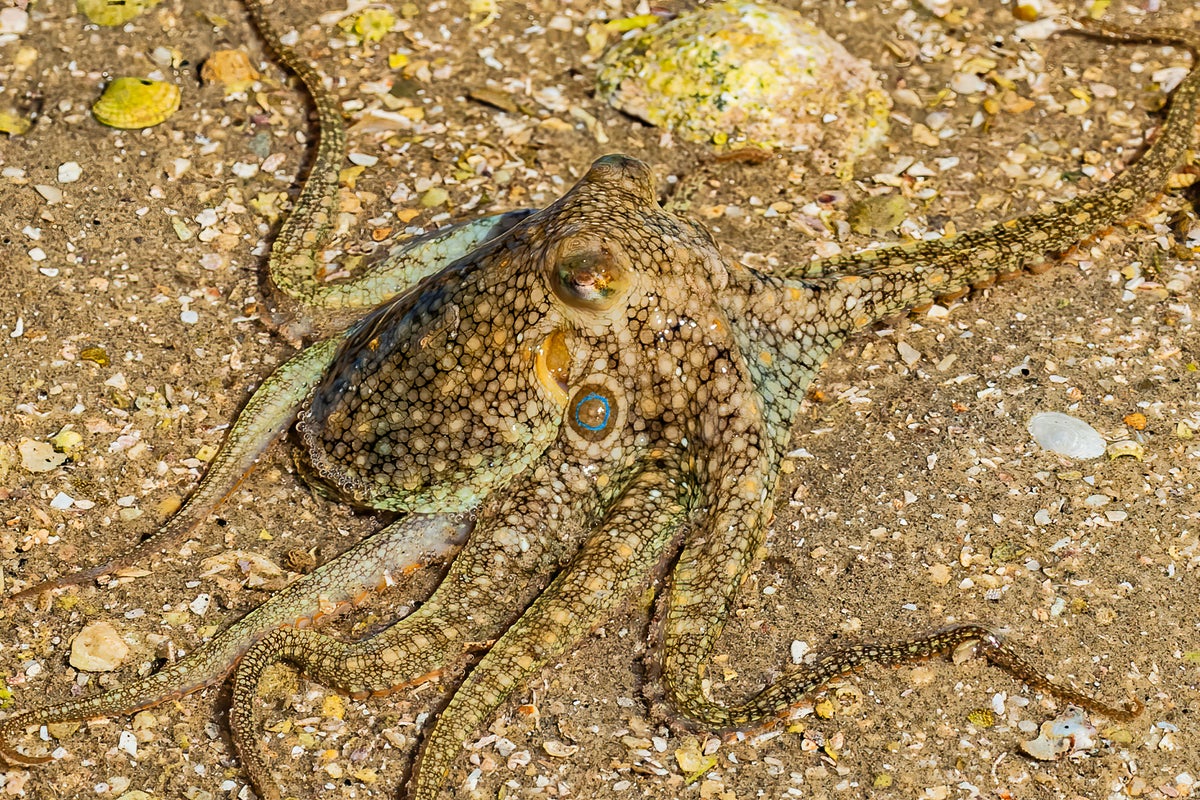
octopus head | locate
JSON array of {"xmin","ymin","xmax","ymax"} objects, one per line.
[{"xmin": 297, "ymin": 154, "xmax": 726, "ymax": 510}]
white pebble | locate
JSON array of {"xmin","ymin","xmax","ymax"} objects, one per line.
[
  {"xmin": 950, "ymin": 72, "xmax": 988, "ymax": 95},
  {"xmin": 150, "ymin": 45, "xmax": 176, "ymax": 69},
  {"xmin": 261, "ymin": 152, "xmax": 286, "ymax": 172},
  {"xmin": 347, "ymin": 152, "xmax": 379, "ymax": 167},
  {"xmin": 118, "ymin": 730, "xmax": 138, "ymax": 757},
  {"xmin": 34, "ymin": 184, "xmax": 63, "ymax": 204},
  {"xmin": 50, "ymin": 492, "xmax": 75, "ymax": 510},
  {"xmin": 0, "ymin": 6, "xmax": 30, "ymax": 35},
  {"xmin": 180, "ymin": 309, "xmax": 199, "ymax": 324},
  {"xmin": 231, "ymin": 161, "xmax": 259, "ymax": 179},
  {"xmin": 57, "ymin": 161, "xmax": 82, "ymax": 183}
]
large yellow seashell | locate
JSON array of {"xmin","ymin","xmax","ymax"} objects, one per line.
[
  {"xmin": 92, "ymin": 77, "xmax": 181, "ymax": 129},
  {"xmin": 596, "ymin": 1, "xmax": 891, "ymax": 176}
]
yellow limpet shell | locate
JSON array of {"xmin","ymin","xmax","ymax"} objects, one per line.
[
  {"xmin": 77, "ymin": 0, "xmax": 162, "ymax": 27},
  {"xmin": 92, "ymin": 77, "xmax": 181, "ymax": 129}
]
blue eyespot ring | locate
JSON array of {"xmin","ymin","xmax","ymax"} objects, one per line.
[
  {"xmin": 568, "ymin": 386, "xmax": 617, "ymax": 442},
  {"xmin": 574, "ymin": 392, "xmax": 610, "ymax": 432}
]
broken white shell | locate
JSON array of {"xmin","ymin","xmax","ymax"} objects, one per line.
[
  {"xmin": 1028, "ymin": 412, "xmax": 1106, "ymax": 459},
  {"xmin": 1020, "ymin": 707, "xmax": 1098, "ymax": 760}
]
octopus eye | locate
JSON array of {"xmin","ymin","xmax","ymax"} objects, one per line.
[
  {"xmin": 550, "ymin": 242, "xmax": 629, "ymax": 311},
  {"xmin": 568, "ymin": 385, "xmax": 616, "ymax": 441}
]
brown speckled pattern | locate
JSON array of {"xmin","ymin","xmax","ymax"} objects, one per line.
[{"xmin": 2, "ymin": 8, "xmax": 1198, "ymax": 800}]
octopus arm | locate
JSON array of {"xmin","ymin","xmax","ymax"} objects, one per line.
[
  {"xmin": 0, "ymin": 513, "xmax": 470, "ymax": 766},
  {"xmin": 406, "ymin": 466, "xmax": 688, "ymax": 800},
  {"xmin": 11, "ymin": 335, "xmax": 347, "ymax": 600},
  {"xmin": 655, "ymin": 458, "xmax": 1139, "ymax": 730},
  {"xmin": 227, "ymin": 463, "xmax": 630, "ymax": 798}
]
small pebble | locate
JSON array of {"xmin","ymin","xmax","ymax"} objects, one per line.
[
  {"xmin": 927, "ymin": 563, "xmax": 951, "ymax": 585},
  {"xmin": 0, "ymin": 6, "xmax": 30, "ymax": 35},
  {"xmin": 950, "ymin": 72, "xmax": 988, "ymax": 94},
  {"xmin": 34, "ymin": 184, "xmax": 64, "ymax": 204},
  {"xmin": 1123, "ymin": 411, "xmax": 1147, "ymax": 430},
  {"xmin": 420, "ymin": 187, "xmax": 449, "ymax": 207},
  {"xmin": 57, "ymin": 162, "xmax": 82, "ymax": 183},
  {"xmin": 231, "ymin": 161, "xmax": 259, "ymax": 179},
  {"xmin": 51, "ymin": 428, "xmax": 84, "ymax": 452},
  {"xmin": 896, "ymin": 340, "xmax": 921, "ymax": 367},
  {"xmin": 70, "ymin": 621, "xmax": 130, "ymax": 672}
]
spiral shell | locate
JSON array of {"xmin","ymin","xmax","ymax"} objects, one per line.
[{"xmin": 92, "ymin": 77, "xmax": 181, "ymax": 129}]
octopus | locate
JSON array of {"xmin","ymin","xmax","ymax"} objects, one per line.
[{"xmin": 2, "ymin": 4, "xmax": 1198, "ymax": 799}]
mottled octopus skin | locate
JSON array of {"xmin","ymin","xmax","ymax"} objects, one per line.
[{"xmin": 3, "ymin": 6, "xmax": 1199, "ymax": 800}]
